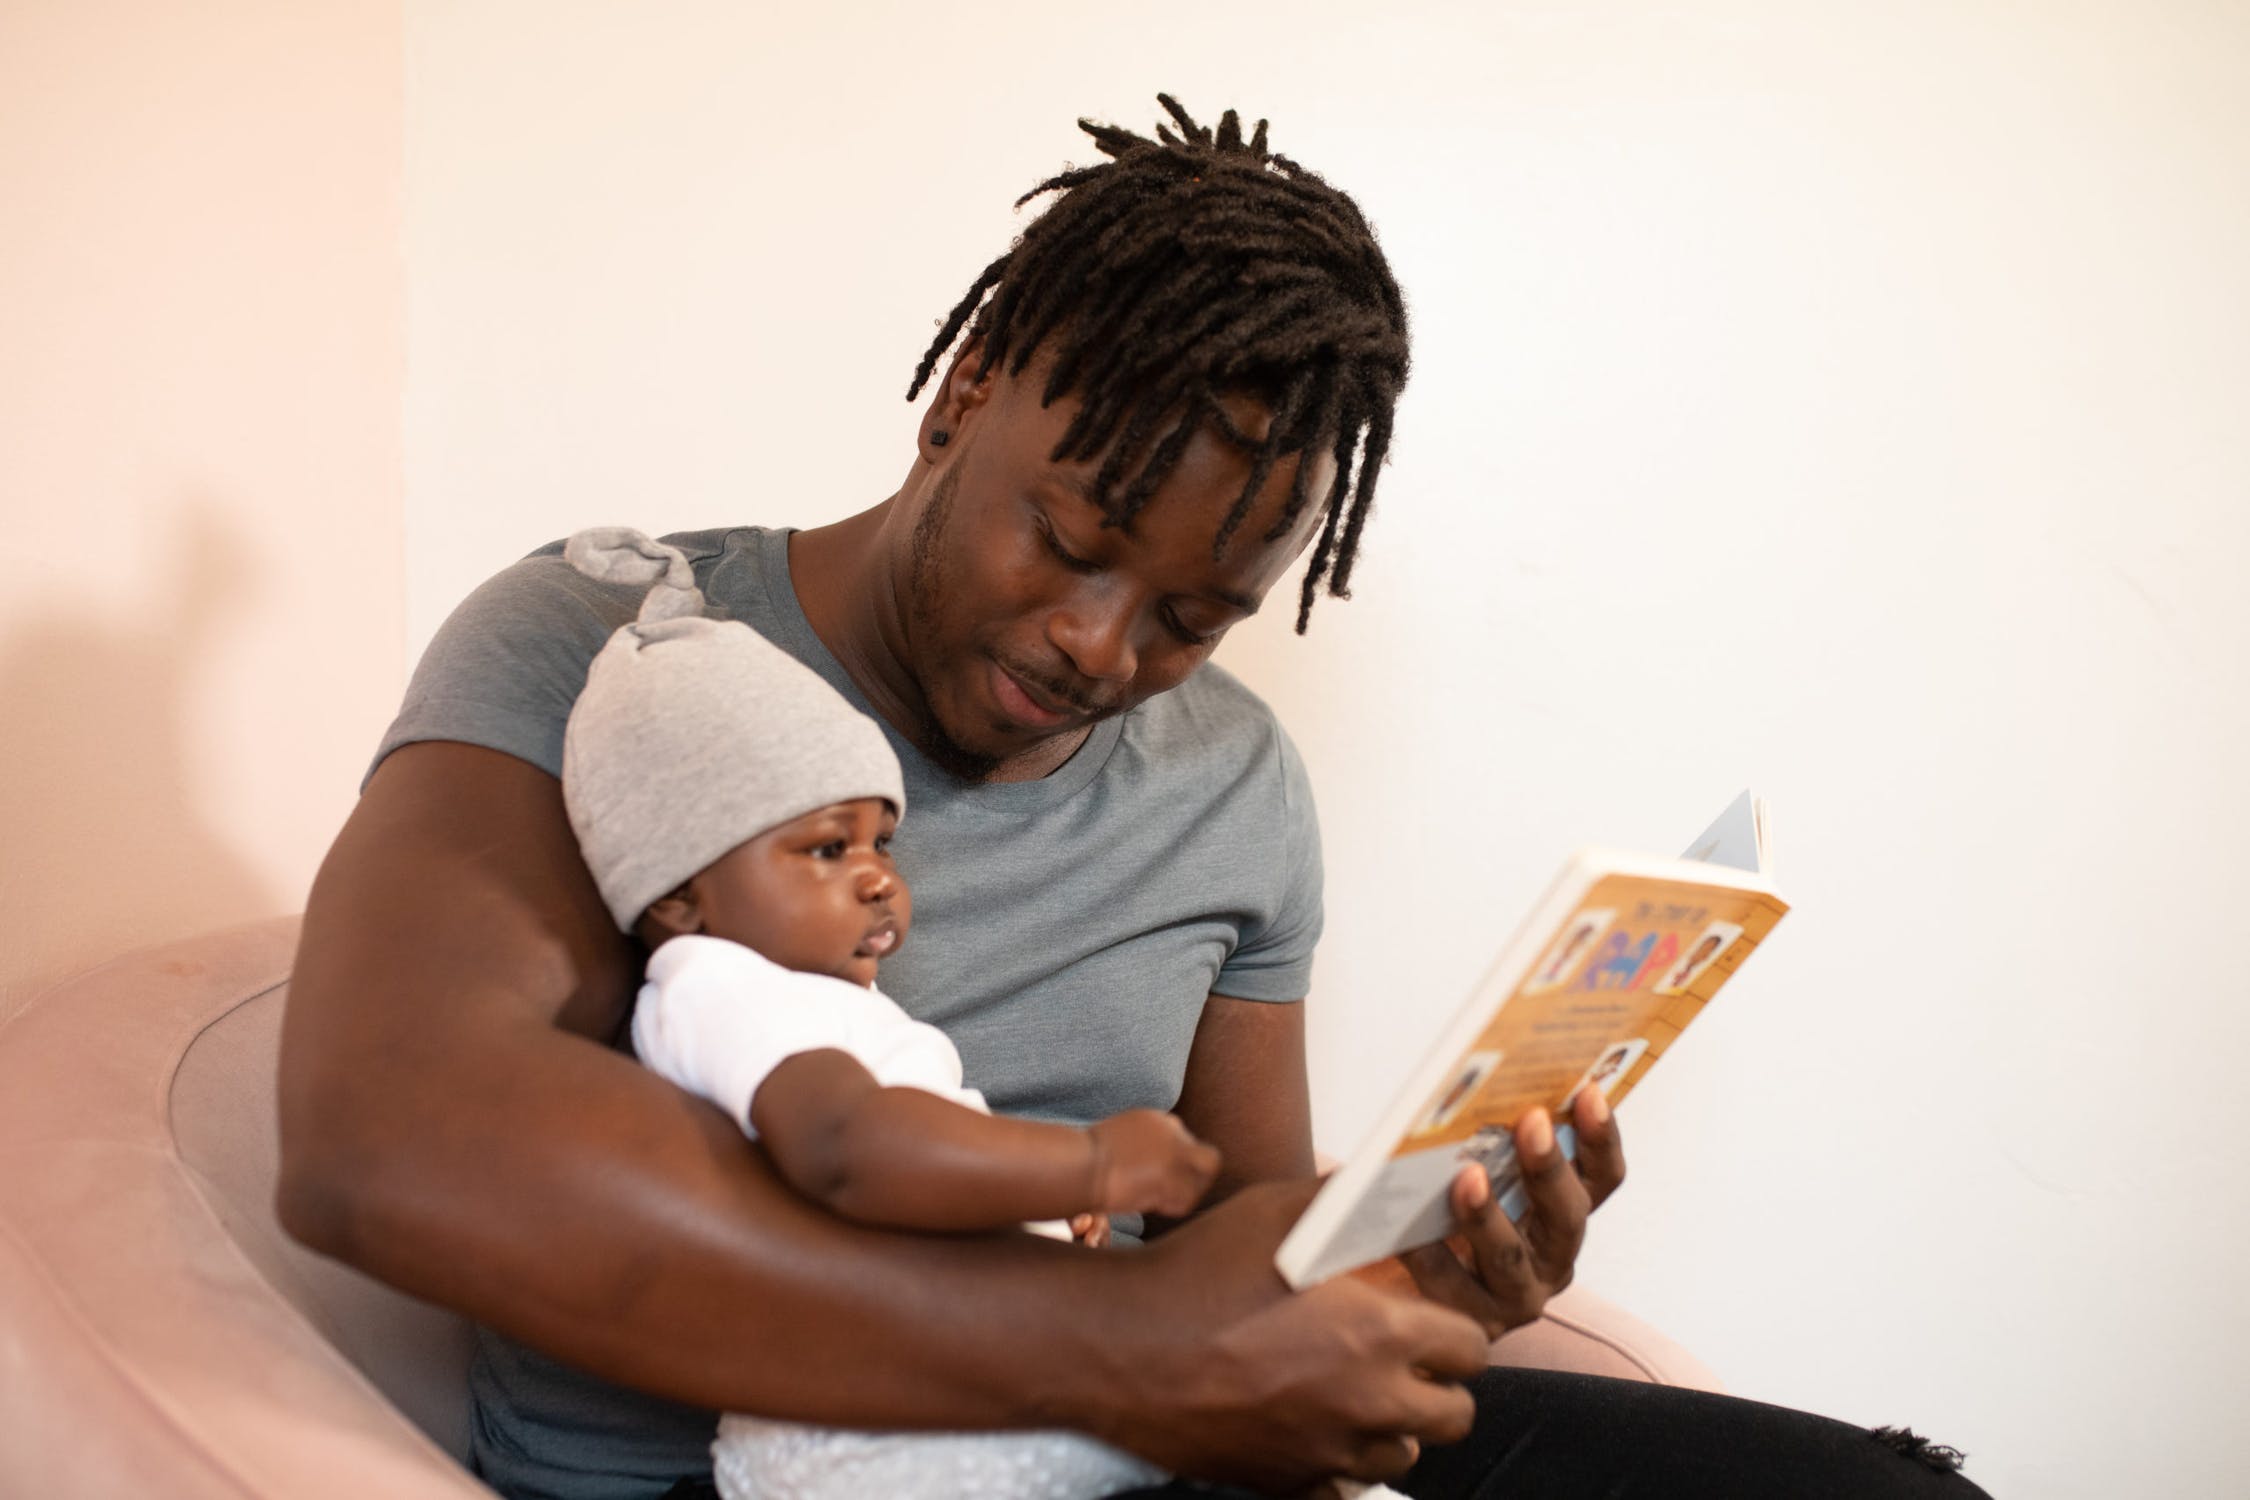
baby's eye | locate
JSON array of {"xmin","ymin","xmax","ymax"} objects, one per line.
[
  {"xmin": 809, "ymin": 840, "xmax": 847, "ymax": 860},
  {"xmin": 874, "ymin": 833, "xmax": 894, "ymax": 856}
]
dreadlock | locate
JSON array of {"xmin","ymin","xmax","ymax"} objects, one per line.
[{"xmin": 906, "ymin": 94, "xmax": 1410, "ymax": 633}]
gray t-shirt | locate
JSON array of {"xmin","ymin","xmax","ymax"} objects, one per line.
[{"xmin": 371, "ymin": 525, "xmax": 1323, "ymax": 1500}]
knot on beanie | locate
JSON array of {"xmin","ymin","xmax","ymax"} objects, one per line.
[
  {"xmin": 563, "ymin": 526, "xmax": 705, "ymax": 625},
  {"xmin": 558, "ymin": 526, "xmax": 908, "ymax": 933}
]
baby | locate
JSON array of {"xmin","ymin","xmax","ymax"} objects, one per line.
[{"xmin": 557, "ymin": 528, "xmax": 1217, "ymax": 1500}]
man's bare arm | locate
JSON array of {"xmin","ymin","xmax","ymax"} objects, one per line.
[
  {"xmin": 1169, "ymin": 993, "xmax": 1318, "ymax": 1199},
  {"xmin": 276, "ymin": 742, "xmax": 1486, "ymax": 1485}
]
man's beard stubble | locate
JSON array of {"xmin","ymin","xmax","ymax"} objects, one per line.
[{"xmin": 904, "ymin": 460, "xmax": 1003, "ymax": 783}]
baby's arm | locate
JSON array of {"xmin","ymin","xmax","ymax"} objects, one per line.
[
  {"xmin": 751, "ymin": 1047, "xmax": 1217, "ymax": 1232},
  {"xmin": 629, "ymin": 940, "xmax": 1216, "ymax": 1232}
]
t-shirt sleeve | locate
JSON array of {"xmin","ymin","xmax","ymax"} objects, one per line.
[
  {"xmin": 1211, "ymin": 721, "xmax": 1324, "ymax": 1003},
  {"xmin": 365, "ymin": 548, "xmax": 635, "ymax": 787}
]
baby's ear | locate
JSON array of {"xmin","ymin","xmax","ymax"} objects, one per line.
[{"xmin": 636, "ymin": 887, "xmax": 702, "ymax": 946}]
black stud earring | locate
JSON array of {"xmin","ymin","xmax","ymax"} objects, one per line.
[{"xmin": 929, "ymin": 430, "xmax": 950, "ymax": 448}]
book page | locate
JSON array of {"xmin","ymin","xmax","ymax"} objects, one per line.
[{"xmin": 1680, "ymin": 788, "xmax": 1765, "ymax": 873}]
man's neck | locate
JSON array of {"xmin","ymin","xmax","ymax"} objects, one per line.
[{"xmin": 785, "ymin": 507, "xmax": 1088, "ymax": 785}]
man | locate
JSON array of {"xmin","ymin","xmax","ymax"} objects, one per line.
[{"xmin": 279, "ymin": 98, "xmax": 1982, "ymax": 1499}]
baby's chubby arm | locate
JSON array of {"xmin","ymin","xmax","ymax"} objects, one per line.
[
  {"xmin": 750, "ymin": 1049, "xmax": 1219, "ymax": 1231},
  {"xmin": 628, "ymin": 936, "xmax": 1218, "ymax": 1232}
]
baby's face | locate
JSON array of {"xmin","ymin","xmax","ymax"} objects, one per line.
[{"xmin": 680, "ymin": 797, "xmax": 909, "ymax": 986}]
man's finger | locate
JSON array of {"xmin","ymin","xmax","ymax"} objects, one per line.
[
  {"xmin": 1356, "ymin": 1354, "xmax": 1479, "ymax": 1449},
  {"xmin": 1343, "ymin": 1432, "xmax": 1425, "ymax": 1482},
  {"xmin": 1510, "ymin": 1107, "xmax": 1591, "ymax": 1284},
  {"xmin": 1569, "ymin": 1087, "xmax": 1627, "ymax": 1209},
  {"xmin": 1401, "ymin": 1164, "xmax": 1531, "ymax": 1332},
  {"xmin": 1403, "ymin": 1163, "xmax": 1549, "ymax": 1337},
  {"xmin": 1368, "ymin": 1278, "xmax": 1497, "ymax": 1383},
  {"xmin": 1454, "ymin": 1202, "xmax": 1547, "ymax": 1328},
  {"xmin": 1398, "ymin": 1372, "xmax": 1480, "ymax": 1447},
  {"xmin": 1399, "ymin": 1233, "xmax": 1510, "ymax": 1340}
]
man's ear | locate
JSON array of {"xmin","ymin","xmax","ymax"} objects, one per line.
[
  {"xmin": 636, "ymin": 886, "xmax": 703, "ymax": 947},
  {"xmin": 919, "ymin": 338, "xmax": 996, "ymax": 456}
]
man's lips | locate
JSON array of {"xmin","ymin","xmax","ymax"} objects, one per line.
[{"xmin": 988, "ymin": 660, "xmax": 1075, "ymax": 730}]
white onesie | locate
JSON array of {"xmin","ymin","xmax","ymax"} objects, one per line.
[{"xmin": 630, "ymin": 935, "xmax": 1166, "ymax": 1500}]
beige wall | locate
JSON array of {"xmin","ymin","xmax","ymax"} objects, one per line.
[{"xmin": 0, "ymin": 1, "xmax": 404, "ymax": 1015}]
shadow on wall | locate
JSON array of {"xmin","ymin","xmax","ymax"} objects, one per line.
[{"xmin": 0, "ymin": 499, "xmax": 278, "ymax": 1019}]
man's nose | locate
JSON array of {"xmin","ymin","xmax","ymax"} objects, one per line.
[{"xmin": 1048, "ymin": 582, "xmax": 1139, "ymax": 685}]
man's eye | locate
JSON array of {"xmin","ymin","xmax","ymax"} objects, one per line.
[
  {"xmin": 1162, "ymin": 608, "xmax": 1218, "ymax": 648},
  {"xmin": 1037, "ymin": 517, "xmax": 1099, "ymax": 573}
]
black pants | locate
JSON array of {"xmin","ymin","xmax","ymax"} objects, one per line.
[
  {"xmin": 1111, "ymin": 1368, "xmax": 1992, "ymax": 1499},
  {"xmin": 661, "ymin": 1368, "xmax": 1992, "ymax": 1499}
]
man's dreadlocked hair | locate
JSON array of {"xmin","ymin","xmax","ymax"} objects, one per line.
[{"xmin": 906, "ymin": 94, "xmax": 1409, "ymax": 633}]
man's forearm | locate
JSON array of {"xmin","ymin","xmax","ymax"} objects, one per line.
[{"xmin": 283, "ymin": 1011, "xmax": 1139, "ymax": 1424}]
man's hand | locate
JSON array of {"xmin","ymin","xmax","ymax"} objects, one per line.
[
  {"xmin": 1104, "ymin": 1179, "xmax": 1490, "ymax": 1491},
  {"xmin": 1397, "ymin": 1086, "xmax": 1628, "ymax": 1338},
  {"xmin": 1088, "ymin": 1109, "xmax": 1222, "ymax": 1219}
]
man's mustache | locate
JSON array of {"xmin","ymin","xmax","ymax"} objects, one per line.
[{"xmin": 993, "ymin": 652, "xmax": 1125, "ymax": 717}]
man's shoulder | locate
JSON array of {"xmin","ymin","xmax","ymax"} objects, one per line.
[
  {"xmin": 459, "ymin": 525, "xmax": 781, "ymax": 640},
  {"xmin": 518, "ymin": 525, "xmax": 759, "ymax": 568},
  {"xmin": 513, "ymin": 524, "xmax": 772, "ymax": 601},
  {"xmin": 371, "ymin": 526, "xmax": 784, "ymax": 785}
]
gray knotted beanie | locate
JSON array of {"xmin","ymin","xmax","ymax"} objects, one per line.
[{"xmin": 560, "ymin": 527, "xmax": 906, "ymax": 932}]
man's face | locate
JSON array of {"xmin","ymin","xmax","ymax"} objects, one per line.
[
  {"xmin": 897, "ymin": 364, "xmax": 1334, "ymax": 775},
  {"xmin": 665, "ymin": 798, "xmax": 909, "ymax": 988}
]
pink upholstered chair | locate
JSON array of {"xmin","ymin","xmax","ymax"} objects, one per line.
[{"xmin": 0, "ymin": 919, "xmax": 1720, "ymax": 1498}]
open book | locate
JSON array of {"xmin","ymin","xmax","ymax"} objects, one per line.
[{"xmin": 1275, "ymin": 792, "xmax": 1789, "ymax": 1289}]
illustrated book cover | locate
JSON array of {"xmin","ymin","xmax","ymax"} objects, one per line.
[{"xmin": 1276, "ymin": 791, "xmax": 1789, "ymax": 1289}]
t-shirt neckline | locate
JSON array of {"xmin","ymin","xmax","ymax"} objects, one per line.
[{"xmin": 747, "ymin": 526, "xmax": 1124, "ymax": 811}]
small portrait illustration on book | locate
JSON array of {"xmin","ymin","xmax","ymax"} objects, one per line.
[
  {"xmin": 1562, "ymin": 1037, "xmax": 1649, "ymax": 1115},
  {"xmin": 1457, "ymin": 1123, "xmax": 1518, "ymax": 1183},
  {"xmin": 1415, "ymin": 1049, "xmax": 1504, "ymax": 1134},
  {"xmin": 1650, "ymin": 920, "xmax": 1743, "ymax": 997},
  {"xmin": 1523, "ymin": 908, "xmax": 1616, "ymax": 993}
]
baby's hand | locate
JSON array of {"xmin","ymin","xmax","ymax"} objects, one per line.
[
  {"xmin": 1069, "ymin": 1211, "xmax": 1111, "ymax": 1249},
  {"xmin": 1087, "ymin": 1110, "xmax": 1221, "ymax": 1218}
]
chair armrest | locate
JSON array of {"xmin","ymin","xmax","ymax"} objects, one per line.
[
  {"xmin": 1489, "ymin": 1285, "xmax": 1726, "ymax": 1392},
  {"xmin": 0, "ymin": 919, "xmax": 491, "ymax": 1500}
]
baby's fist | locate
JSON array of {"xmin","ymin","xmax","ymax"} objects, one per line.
[{"xmin": 1087, "ymin": 1110, "xmax": 1221, "ymax": 1218}]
